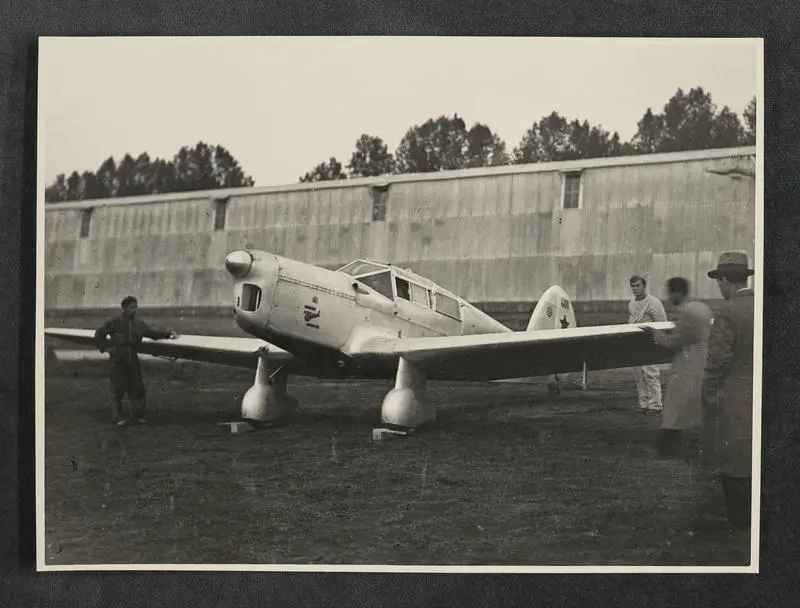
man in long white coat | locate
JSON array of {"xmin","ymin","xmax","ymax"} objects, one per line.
[
  {"xmin": 628, "ymin": 275, "xmax": 668, "ymax": 411},
  {"xmin": 643, "ymin": 277, "xmax": 713, "ymax": 461}
]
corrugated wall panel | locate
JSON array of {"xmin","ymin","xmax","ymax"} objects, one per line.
[
  {"xmin": 338, "ymin": 188, "xmax": 356, "ymax": 225},
  {"xmin": 397, "ymin": 183, "xmax": 416, "ymax": 222},
  {"xmin": 696, "ymin": 251, "xmax": 719, "ymax": 300},
  {"xmin": 43, "ymin": 151, "xmax": 757, "ymax": 310},
  {"xmin": 471, "ymin": 259, "xmax": 491, "ymax": 302},
  {"xmin": 511, "ymin": 173, "xmax": 529, "ymax": 214},
  {"xmin": 270, "ymin": 194, "xmax": 287, "ymax": 228},
  {"xmin": 558, "ymin": 211, "xmax": 583, "ymax": 257},
  {"xmin": 226, "ymin": 196, "xmax": 246, "ymax": 231},
  {"xmin": 577, "ymin": 254, "xmax": 611, "ymax": 302},
  {"xmin": 408, "ymin": 220, "xmax": 426, "ymax": 262},
  {"xmin": 535, "ymin": 212, "xmax": 554, "ymax": 255},
  {"xmin": 423, "ymin": 218, "xmax": 444, "ymax": 261},
  {"xmin": 226, "ymin": 230, "xmax": 249, "ymax": 252},
  {"xmin": 48, "ymin": 241, "xmax": 77, "ymax": 273},
  {"xmin": 554, "ymin": 256, "xmax": 580, "ymax": 301},
  {"xmin": 472, "ymin": 177, "xmax": 489, "ymax": 217},
  {"xmin": 246, "ymin": 194, "xmax": 262, "ymax": 229},
  {"xmin": 486, "ymin": 257, "xmax": 511, "ymax": 301},
  {"xmin": 306, "ymin": 190, "xmax": 323, "ymax": 226},
  {"xmin": 322, "ymin": 223, "xmax": 342, "ymax": 266},
  {"xmin": 51, "ymin": 210, "xmax": 79, "ymax": 241}
]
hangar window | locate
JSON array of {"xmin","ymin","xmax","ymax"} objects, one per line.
[
  {"xmin": 357, "ymin": 271, "xmax": 393, "ymax": 300},
  {"xmin": 434, "ymin": 292, "xmax": 461, "ymax": 320},
  {"xmin": 213, "ymin": 197, "xmax": 229, "ymax": 231},
  {"xmin": 240, "ymin": 283, "xmax": 262, "ymax": 312},
  {"xmin": 371, "ymin": 184, "xmax": 389, "ymax": 222},
  {"xmin": 562, "ymin": 172, "xmax": 582, "ymax": 209},
  {"xmin": 79, "ymin": 208, "xmax": 93, "ymax": 239}
]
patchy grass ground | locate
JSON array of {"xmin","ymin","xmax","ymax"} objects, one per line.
[{"xmin": 43, "ymin": 359, "xmax": 751, "ymax": 567}]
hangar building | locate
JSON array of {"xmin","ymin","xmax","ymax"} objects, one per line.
[{"xmin": 44, "ymin": 146, "xmax": 756, "ymax": 323}]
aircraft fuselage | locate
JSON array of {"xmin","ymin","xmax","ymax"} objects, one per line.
[{"xmin": 225, "ymin": 249, "xmax": 510, "ymax": 379}]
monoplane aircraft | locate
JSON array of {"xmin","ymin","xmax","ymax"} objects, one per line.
[{"xmin": 45, "ymin": 250, "xmax": 675, "ymax": 434}]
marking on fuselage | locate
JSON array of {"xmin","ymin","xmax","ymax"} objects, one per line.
[{"xmin": 304, "ymin": 309, "xmax": 321, "ymax": 323}]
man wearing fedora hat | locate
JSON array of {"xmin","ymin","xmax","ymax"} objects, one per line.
[{"xmin": 702, "ymin": 251, "xmax": 756, "ymax": 530}]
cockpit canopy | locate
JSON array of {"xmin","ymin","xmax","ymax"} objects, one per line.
[
  {"xmin": 337, "ymin": 260, "xmax": 389, "ymax": 277},
  {"xmin": 336, "ymin": 259, "xmax": 461, "ymax": 321}
]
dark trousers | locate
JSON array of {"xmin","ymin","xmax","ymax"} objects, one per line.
[
  {"xmin": 657, "ymin": 428, "xmax": 701, "ymax": 466},
  {"xmin": 110, "ymin": 358, "xmax": 146, "ymax": 419},
  {"xmin": 720, "ymin": 475, "xmax": 752, "ymax": 529}
]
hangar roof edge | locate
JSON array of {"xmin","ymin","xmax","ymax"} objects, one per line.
[{"xmin": 44, "ymin": 146, "xmax": 756, "ymax": 211}]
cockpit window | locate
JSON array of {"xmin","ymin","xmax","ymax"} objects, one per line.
[
  {"xmin": 357, "ymin": 271, "xmax": 393, "ymax": 300},
  {"xmin": 395, "ymin": 277, "xmax": 431, "ymax": 308},
  {"xmin": 434, "ymin": 292, "xmax": 461, "ymax": 320},
  {"xmin": 410, "ymin": 283, "xmax": 431, "ymax": 308},
  {"xmin": 395, "ymin": 277, "xmax": 410, "ymax": 300},
  {"xmin": 338, "ymin": 260, "xmax": 387, "ymax": 277}
]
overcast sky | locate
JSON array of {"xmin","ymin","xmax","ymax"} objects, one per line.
[{"xmin": 39, "ymin": 37, "xmax": 760, "ymax": 188}]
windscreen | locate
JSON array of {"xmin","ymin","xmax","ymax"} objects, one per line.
[
  {"xmin": 338, "ymin": 260, "xmax": 387, "ymax": 277},
  {"xmin": 357, "ymin": 271, "xmax": 393, "ymax": 300}
]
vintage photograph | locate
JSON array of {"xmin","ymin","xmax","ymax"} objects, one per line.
[{"xmin": 36, "ymin": 36, "xmax": 763, "ymax": 571}]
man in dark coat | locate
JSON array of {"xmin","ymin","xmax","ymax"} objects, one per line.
[
  {"xmin": 702, "ymin": 252, "xmax": 756, "ymax": 530},
  {"xmin": 95, "ymin": 296, "xmax": 177, "ymax": 426}
]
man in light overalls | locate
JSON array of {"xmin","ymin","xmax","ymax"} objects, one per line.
[{"xmin": 628, "ymin": 275, "xmax": 667, "ymax": 411}]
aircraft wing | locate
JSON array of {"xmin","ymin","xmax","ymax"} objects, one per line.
[
  {"xmin": 44, "ymin": 328, "xmax": 302, "ymax": 371},
  {"xmin": 350, "ymin": 322, "xmax": 677, "ymax": 381}
]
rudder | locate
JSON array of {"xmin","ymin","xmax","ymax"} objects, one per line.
[
  {"xmin": 527, "ymin": 285, "xmax": 580, "ymax": 389},
  {"xmin": 527, "ymin": 285, "xmax": 578, "ymax": 332}
]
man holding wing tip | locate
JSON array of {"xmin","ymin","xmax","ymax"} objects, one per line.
[
  {"xmin": 95, "ymin": 295, "xmax": 179, "ymax": 426},
  {"xmin": 642, "ymin": 277, "xmax": 713, "ymax": 464},
  {"xmin": 628, "ymin": 274, "xmax": 668, "ymax": 411}
]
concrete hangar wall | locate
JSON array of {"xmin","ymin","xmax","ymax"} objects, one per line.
[{"xmin": 45, "ymin": 146, "xmax": 756, "ymax": 315}]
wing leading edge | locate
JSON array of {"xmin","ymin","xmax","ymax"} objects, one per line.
[
  {"xmin": 43, "ymin": 328, "xmax": 301, "ymax": 371},
  {"xmin": 349, "ymin": 322, "xmax": 677, "ymax": 381}
]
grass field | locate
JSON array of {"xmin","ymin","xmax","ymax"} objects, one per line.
[{"xmin": 42, "ymin": 359, "xmax": 752, "ymax": 567}]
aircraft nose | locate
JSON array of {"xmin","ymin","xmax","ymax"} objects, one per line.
[
  {"xmin": 225, "ymin": 250, "xmax": 254, "ymax": 278},
  {"xmin": 230, "ymin": 251, "xmax": 279, "ymax": 327}
]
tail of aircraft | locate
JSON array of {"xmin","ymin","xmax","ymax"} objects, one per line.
[
  {"xmin": 526, "ymin": 285, "xmax": 578, "ymax": 332},
  {"xmin": 493, "ymin": 285, "xmax": 581, "ymax": 390}
]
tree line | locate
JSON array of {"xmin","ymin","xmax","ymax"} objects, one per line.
[
  {"xmin": 300, "ymin": 87, "xmax": 756, "ymax": 182},
  {"xmin": 45, "ymin": 87, "xmax": 756, "ymax": 202},
  {"xmin": 45, "ymin": 142, "xmax": 254, "ymax": 203}
]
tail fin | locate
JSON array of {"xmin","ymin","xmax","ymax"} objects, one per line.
[
  {"xmin": 493, "ymin": 286, "xmax": 581, "ymax": 387},
  {"xmin": 527, "ymin": 285, "xmax": 578, "ymax": 332},
  {"xmin": 526, "ymin": 286, "xmax": 582, "ymax": 388}
]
